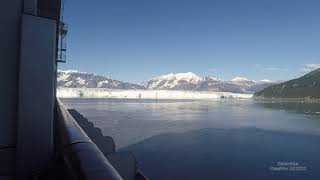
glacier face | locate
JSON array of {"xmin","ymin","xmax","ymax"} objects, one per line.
[{"xmin": 57, "ymin": 88, "xmax": 253, "ymax": 99}]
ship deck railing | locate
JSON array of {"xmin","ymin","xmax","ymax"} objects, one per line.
[{"xmin": 56, "ymin": 99, "xmax": 123, "ymax": 180}]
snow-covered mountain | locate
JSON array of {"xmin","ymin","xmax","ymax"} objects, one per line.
[
  {"xmin": 57, "ymin": 70, "xmax": 144, "ymax": 89},
  {"xmin": 230, "ymin": 76, "xmax": 256, "ymax": 86},
  {"xmin": 57, "ymin": 70, "xmax": 276, "ymax": 93},
  {"xmin": 142, "ymin": 72, "xmax": 203, "ymax": 90},
  {"xmin": 143, "ymin": 73, "xmax": 276, "ymax": 93}
]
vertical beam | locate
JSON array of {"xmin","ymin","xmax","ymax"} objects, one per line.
[
  {"xmin": 16, "ymin": 14, "xmax": 56, "ymax": 179},
  {"xmin": 0, "ymin": 0, "xmax": 22, "ymax": 178},
  {"xmin": 0, "ymin": 0, "xmax": 21, "ymax": 150}
]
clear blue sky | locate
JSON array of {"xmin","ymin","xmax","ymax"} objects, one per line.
[{"xmin": 60, "ymin": 0, "xmax": 320, "ymax": 83}]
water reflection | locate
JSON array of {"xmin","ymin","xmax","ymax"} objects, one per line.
[
  {"xmin": 254, "ymin": 100, "xmax": 320, "ymax": 115},
  {"xmin": 62, "ymin": 98, "xmax": 320, "ymax": 149},
  {"xmin": 122, "ymin": 128, "xmax": 320, "ymax": 180},
  {"xmin": 61, "ymin": 98, "xmax": 320, "ymax": 180}
]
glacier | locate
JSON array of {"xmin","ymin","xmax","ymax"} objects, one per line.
[{"xmin": 57, "ymin": 88, "xmax": 253, "ymax": 99}]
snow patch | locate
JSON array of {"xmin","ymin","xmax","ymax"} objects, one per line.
[
  {"xmin": 231, "ymin": 76, "xmax": 250, "ymax": 82},
  {"xmin": 57, "ymin": 72, "xmax": 70, "ymax": 82},
  {"xmin": 58, "ymin": 69, "xmax": 79, "ymax": 74},
  {"xmin": 259, "ymin": 79, "xmax": 272, "ymax": 83},
  {"xmin": 152, "ymin": 72, "xmax": 202, "ymax": 82},
  {"xmin": 97, "ymin": 80, "xmax": 109, "ymax": 88},
  {"xmin": 76, "ymin": 77, "xmax": 86, "ymax": 85}
]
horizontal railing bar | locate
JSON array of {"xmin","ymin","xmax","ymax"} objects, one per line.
[{"xmin": 56, "ymin": 98, "xmax": 123, "ymax": 180}]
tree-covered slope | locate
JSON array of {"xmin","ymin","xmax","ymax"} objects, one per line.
[{"xmin": 254, "ymin": 69, "xmax": 320, "ymax": 98}]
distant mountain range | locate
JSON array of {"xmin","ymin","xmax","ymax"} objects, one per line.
[
  {"xmin": 254, "ymin": 68, "xmax": 320, "ymax": 99},
  {"xmin": 57, "ymin": 70, "xmax": 144, "ymax": 89},
  {"xmin": 143, "ymin": 72, "xmax": 276, "ymax": 93},
  {"xmin": 57, "ymin": 70, "xmax": 277, "ymax": 93}
]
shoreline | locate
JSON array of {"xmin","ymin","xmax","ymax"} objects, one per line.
[{"xmin": 253, "ymin": 97, "xmax": 320, "ymax": 103}]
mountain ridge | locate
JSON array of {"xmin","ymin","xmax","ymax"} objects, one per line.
[
  {"xmin": 57, "ymin": 70, "xmax": 277, "ymax": 93},
  {"xmin": 57, "ymin": 70, "xmax": 145, "ymax": 89},
  {"xmin": 143, "ymin": 72, "xmax": 276, "ymax": 93},
  {"xmin": 254, "ymin": 69, "xmax": 320, "ymax": 99}
]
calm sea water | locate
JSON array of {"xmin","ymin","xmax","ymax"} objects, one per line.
[{"xmin": 61, "ymin": 98, "xmax": 320, "ymax": 180}]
